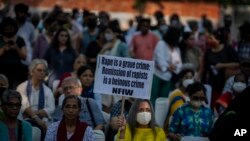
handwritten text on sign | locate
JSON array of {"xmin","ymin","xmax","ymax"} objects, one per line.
[{"xmin": 94, "ymin": 55, "xmax": 154, "ymax": 99}]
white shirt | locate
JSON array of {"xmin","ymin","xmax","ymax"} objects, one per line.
[
  {"xmin": 16, "ymin": 80, "xmax": 55, "ymax": 123},
  {"xmin": 153, "ymin": 40, "xmax": 182, "ymax": 81}
]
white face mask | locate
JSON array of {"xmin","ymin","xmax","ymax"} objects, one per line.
[
  {"xmin": 190, "ymin": 100, "xmax": 202, "ymax": 108},
  {"xmin": 104, "ymin": 33, "xmax": 113, "ymax": 41},
  {"xmin": 136, "ymin": 112, "xmax": 151, "ymax": 125},
  {"xmin": 232, "ymin": 82, "xmax": 247, "ymax": 93},
  {"xmin": 182, "ymin": 79, "xmax": 194, "ymax": 88}
]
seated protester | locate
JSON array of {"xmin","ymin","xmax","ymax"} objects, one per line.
[
  {"xmin": 164, "ymin": 66, "xmax": 195, "ymax": 134},
  {"xmin": 0, "ymin": 74, "xmax": 9, "ymax": 120},
  {"xmin": 16, "ymin": 59, "xmax": 55, "ymax": 140},
  {"xmin": 56, "ymin": 77, "xmax": 106, "ymax": 130},
  {"xmin": 106, "ymin": 98, "xmax": 134, "ymax": 141},
  {"xmin": 0, "ymin": 90, "xmax": 32, "ymax": 141},
  {"xmin": 223, "ymin": 59, "xmax": 250, "ymax": 94},
  {"xmin": 209, "ymin": 86, "xmax": 250, "ymax": 141},
  {"xmin": 77, "ymin": 65, "xmax": 102, "ymax": 111},
  {"xmin": 45, "ymin": 95, "xmax": 94, "ymax": 141},
  {"xmin": 168, "ymin": 82, "xmax": 214, "ymax": 141},
  {"xmin": 215, "ymin": 72, "xmax": 248, "ymax": 115},
  {"xmin": 116, "ymin": 99, "xmax": 166, "ymax": 141}
]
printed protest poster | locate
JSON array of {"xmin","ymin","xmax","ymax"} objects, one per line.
[{"xmin": 94, "ymin": 55, "xmax": 154, "ymax": 99}]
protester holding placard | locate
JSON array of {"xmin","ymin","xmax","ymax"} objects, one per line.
[
  {"xmin": 116, "ymin": 99, "xmax": 166, "ymax": 141},
  {"xmin": 106, "ymin": 98, "xmax": 134, "ymax": 141}
]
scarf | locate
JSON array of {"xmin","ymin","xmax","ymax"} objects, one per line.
[
  {"xmin": 57, "ymin": 118, "xmax": 88, "ymax": 141},
  {"xmin": 81, "ymin": 84, "xmax": 94, "ymax": 99},
  {"xmin": 26, "ymin": 80, "xmax": 45, "ymax": 110}
]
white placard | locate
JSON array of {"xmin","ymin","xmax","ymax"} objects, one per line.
[{"xmin": 94, "ymin": 55, "xmax": 154, "ymax": 99}]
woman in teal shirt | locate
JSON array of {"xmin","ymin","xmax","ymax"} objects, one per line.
[{"xmin": 0, "ymin": 89, "xmax": 32, "ymax": 141}]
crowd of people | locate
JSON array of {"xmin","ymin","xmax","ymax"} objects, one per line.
[{"xmin": 0, "ymin": 2, "xmax": 250, "ymax": 141}]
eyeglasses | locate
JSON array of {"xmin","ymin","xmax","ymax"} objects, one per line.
[
  {"xmin": 192, "ymin": 96, "xmax": 206, "ymax": 101},
  {"xmin": 63, "ymin": 86, "xmax": 79, "ymax": 91},
  {"xmin": 4, "ymin": 103, "xmax": 22, "ymax": 109}
]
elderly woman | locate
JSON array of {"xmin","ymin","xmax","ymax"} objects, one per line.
[
  {"xmin": 168, "ymin": 82, "xmax": 214, "ymax": 141},
  {"xmin": 0, "ymin": 90, "xmax": 32, "ymax": 141},
  {"xmin": 16, "ymin": 59, "xmax": 55, "ymax": 140},
  {"xmin": 45, "ymin": 95, "xmax": 94, "ymax": 141},
  {"xmin": 116, "ymin": 99, "xmax": 166, "ymax": 141}
]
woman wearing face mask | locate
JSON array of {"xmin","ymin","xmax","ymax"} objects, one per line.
[
  {"xmin": 116, "ymin": 99, "xmax": 166, "ymax": 141},
  {"xmin": 215, "ymin": 72, "xmax": 248, "ymax": 115},
  {"xmin": 164, "ymin": 66, "xmax": 194, "ymax": 134},
  {"xmin": 99, "ymin": 20, "xmax": 129, "ymax": 57},
  {"xmin": 168, "ymin": 82, "xmax": 214, "ymax": 141}
]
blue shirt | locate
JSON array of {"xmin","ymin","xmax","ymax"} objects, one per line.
[{"xmin": 169, "ymin": 103, "xmax": 214, "ymax": 137}]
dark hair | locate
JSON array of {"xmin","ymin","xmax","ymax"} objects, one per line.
[
  {"xmin": 62, "ymin": 95, "xmax": 82, "ymax": 110},
  {"xmin": 154, "ymin": 10, "xmax": 164, "ymax": 20},
  {"xmin": 163, "ymin": 26, "xmax": 181, "ymax": 46},
  {"xmin": 234, "ymin": 72, "xmax": 248, "ymax": 84},
  {"xmin": 187, "ymin": 82, "xmax": 206, "ymax": 97},
  {"xmin": 107, "ymin": 19, "xmax": 122, "ymax": 34},
  {"xmin": 0, "ymin": 17, "xmax": 18, "ymax": 36},
  {"xmin": 127, "ymin": 99, "xmax": 157, "ymax": 139},
  {"xmin": 139, "ymin": 18, "xmax": 150, "ymax": 25},
  {"xmin": 1, "ymin": 89, "xmax": 22, "ymax": 104},
  {"xmin": 14, "ymin": 3, "xmax": 28, "ymax": 14},
  {"xmin": 51, "ymin": 28, "xmax": 72, "ymax": 50},
  {"xmin": 178, "ymin": 68, "xmax": 194, "ymax": 80},
  {"xmin": 77, "ymin": 65, "xmax": 94, "ymax": 78}
]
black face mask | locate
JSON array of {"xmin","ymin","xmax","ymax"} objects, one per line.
[{"xmin": 87, "ymin": 19, "xmax": 97, "ymax": 29}]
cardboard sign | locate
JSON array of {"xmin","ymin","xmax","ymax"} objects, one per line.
[{"xmin": 94, "ymin": 55, "xmax": 154, "ymax": 99}]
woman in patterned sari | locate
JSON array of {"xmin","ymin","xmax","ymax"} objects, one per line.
[{"xmin": 168, "ymin": 82, "xmax": 214, "ymax": 141}]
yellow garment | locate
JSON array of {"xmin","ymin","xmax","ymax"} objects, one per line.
[
  {"xmin": 164, "ymin": 89, "xmax": 185, "ymax": 134},
  {"xmin": 116, "ymin": 124, "xmax": 166, "ymax": 141}
]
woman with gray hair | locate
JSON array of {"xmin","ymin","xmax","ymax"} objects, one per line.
[
  {"xmin": 0, "ymin": 89, "xmax": 32, "ymax": 141},
  {"xmin": 16, "ymin": 58, "xmax": 55, "ymax": 140},
  {"xmin": 116, "ymin": 99, "xmax": 166, "ymax": 141}
]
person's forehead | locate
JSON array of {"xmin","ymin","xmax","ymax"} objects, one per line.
[
  {"xmin": 7, "ymin": 97, "xmax": 21, "ymax": 103},
  {"xmin": 65, "ymin": 98, "xmax": 78, "ymax": 105},
  {"xmin": 138, "ymin": 101, "xmax": 150, "ymax": 108}
]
